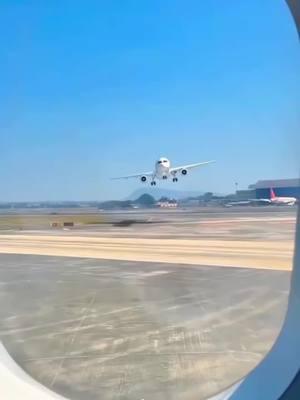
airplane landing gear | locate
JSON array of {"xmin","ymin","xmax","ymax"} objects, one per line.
[
  {"xmin": 172, "ymin": 177, "xmax": 178, "ymax": 182},
  {"xmin": 151, "ymin": 181, "xmax": 156, "ymax": 186}
]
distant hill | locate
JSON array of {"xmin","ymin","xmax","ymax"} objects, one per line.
[{"xmin": 126, "ymin": 188, "xmax": 204, "ymax": 201}]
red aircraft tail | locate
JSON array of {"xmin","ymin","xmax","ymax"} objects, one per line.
[{"xmin": 270, "ymin": 188, "xmax": 276, "ymax": 199}]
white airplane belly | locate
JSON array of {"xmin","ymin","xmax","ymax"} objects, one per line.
[
  {"xmin": 272, "ymin": 198, "xmax": 296, "ymax": 205},
  {"xmin": 155, "ymin": 165, "xmax": 170, "ymax": 179}
]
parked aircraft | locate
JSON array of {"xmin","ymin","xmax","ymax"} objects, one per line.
[{"xmin": 269, "ymin": 188, "xmax": 297, "ymax": 206}]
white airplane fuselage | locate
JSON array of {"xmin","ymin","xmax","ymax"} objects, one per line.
[
  {"xmin": 271, "ymin": 197, "xmax": 297, "ymax": 206},
  {"xmin": 154, "ymin": 158, "xmax": 171, "ymax": 179}
]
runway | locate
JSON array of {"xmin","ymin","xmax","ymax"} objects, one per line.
[
  {"xmin": 0, "ymin": 255, "xmax": 290, "ymax": 400},
  {"xmin": 0, "ymin": 207, "xmax": 297, "ymax": 399},
  {"xmin": 0, "ymin": 234, "xmax": 294, "ymax": 270},
  {"xmin": 0, "ymin": 207, "xmax": 296, "ymax": 270}
]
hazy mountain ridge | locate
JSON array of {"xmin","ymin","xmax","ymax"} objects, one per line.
[{"xmin": 126, "ymin": 188, "xmax": 205, "ymax": 201}]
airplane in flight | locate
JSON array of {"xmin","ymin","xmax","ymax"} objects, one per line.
[
  {"xmin": 112, "ymin": 157, "xmax": 215, "ymax": 185},
  {"xmin": 269, "ymin": 188, "xmax": 297, "ymax": 206}
]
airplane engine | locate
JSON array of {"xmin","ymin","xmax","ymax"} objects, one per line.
[
  {"xmin": 141, "ymin": 176, "xmax": 147, "ymax": 182},
  {"xmin": 181, "ymin": 169, "xmax": 187, "ymax": 175}
]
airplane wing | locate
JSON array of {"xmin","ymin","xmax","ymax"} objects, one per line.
[
  {"xmin": 170, "ymin": 160, "xmax": 215, "ymax": 173},
  {"xmin": 251, "ymin": 198, "xmax": 271, "ymax": 204},
  {"xmin": 111, "ymin": 171, "xmax": 154, "ymax": 180}
]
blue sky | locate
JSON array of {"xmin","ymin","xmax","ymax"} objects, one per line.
[{"xmin": 0, "ymin": 1, "xmax": 299, "ymax": 201}]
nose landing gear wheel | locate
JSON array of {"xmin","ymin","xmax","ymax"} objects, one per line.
[
  {"xmin": 151, "ymin": 181, "xmax": 156, "ymax": 186},
  {"xmin": 172, "ymin": 177, "xmax": 178, "ymax": 182}
]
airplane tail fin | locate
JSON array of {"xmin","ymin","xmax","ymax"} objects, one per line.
[{"xmin": 270, "ymin": 188, "xmax": 276, "ymax": 199}]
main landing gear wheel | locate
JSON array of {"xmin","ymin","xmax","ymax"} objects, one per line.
[{"xmin": 151, "ymin": 181, "xmax": 156, "ymax": 186}]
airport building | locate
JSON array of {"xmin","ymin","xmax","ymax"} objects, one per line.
[
  {"xmin": 235, "ymin": 189, "xmax": 256, "ymax": 200},
  {"xmin": 156, "ymin": 200, "xmax": 178, "ymax": 208},
  {"xmin": 249, "ymin": 179, "xmax": 300, "ymax": 199}
]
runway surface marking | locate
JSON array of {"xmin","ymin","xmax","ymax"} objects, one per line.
[{"xmin": 0, "ymin": 234, "xmax": 293, "ymax": 270}]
